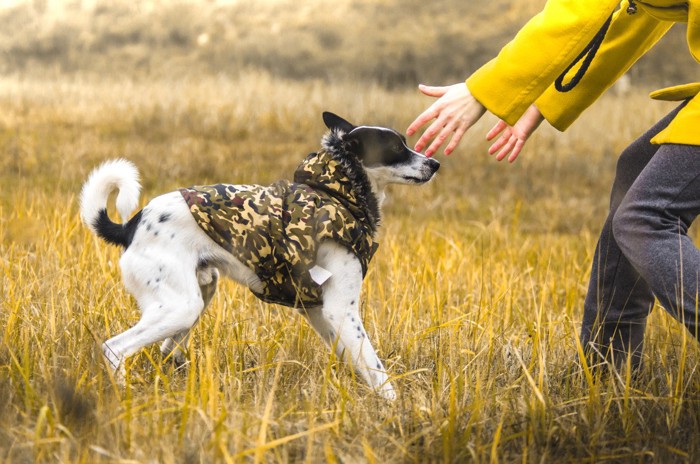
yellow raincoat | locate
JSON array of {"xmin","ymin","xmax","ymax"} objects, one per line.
[{"xmin": 466, "ymin": 0, "xmax": 699, "ymax": 145}]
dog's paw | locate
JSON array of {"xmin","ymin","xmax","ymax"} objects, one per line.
[
  {"xmin": 101, "ymin": 343, "xmax": 126, "ymax": 386},
  {"xmin": 377, "ymin": 382, "xmax": 397, "ymax": 401},
  {"xmin": 163, "ymin": 352, "xmax": 188, "ymax": 371},
  {"xmin": 161, "ymin": 338, "xmax": 187, "ymax": 367},
  {"xmin": 168, "ymin": 349, "xmax": 188, "ymax": 368}
]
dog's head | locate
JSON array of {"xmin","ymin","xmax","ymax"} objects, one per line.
[{"xmin": 322, "ymin": 112, "xmax": 439, "ymax": 186}]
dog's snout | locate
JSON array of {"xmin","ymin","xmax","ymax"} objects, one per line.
[{"xmin": 427, "ymin": 158, "xmax": 440, "ymax": 172}]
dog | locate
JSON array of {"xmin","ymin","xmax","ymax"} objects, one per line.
[{"xmin": 80, "ymin": 112, "xmax": 439, "ymax": 399}]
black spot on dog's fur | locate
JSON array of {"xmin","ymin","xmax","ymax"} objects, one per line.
[
  {"xmin": 159, "ymin": 213, "xmax": 171, "ymax": 223},
  {"xmin": 350, "ymin": 300, "xmax": 355, "ymax": 306}
]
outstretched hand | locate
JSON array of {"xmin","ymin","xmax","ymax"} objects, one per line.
[
  {"xmin": 406, "ymin": 83, "xmax": 486, "ymax": 157},
  {"xmin": 486, "ymin": 104, "xmax": 544, "ymax": 163}
]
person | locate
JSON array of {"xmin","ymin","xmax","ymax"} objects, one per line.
[{"xmin": 407, "ymin": 0, "xmax": 700, "ymax": 370}]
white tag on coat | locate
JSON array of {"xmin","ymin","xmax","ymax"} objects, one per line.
[{"xmin": 309, "ymin": 265, "xmax": 333, "ymax": 285}]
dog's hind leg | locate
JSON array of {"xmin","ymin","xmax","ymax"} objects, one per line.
[
  {"xmin": 311, "ymin": 243, "xmax": 396, "ymax": 400},
  {"xmin": 160, "ymin": 267, "xmax": 219, "ymax": 366},
  {"xmin": 159, "ymin": 329, "xmax": 190, "ymax": 367},
  {"xmin": 102, "ymin": 296, "xmax": 204, "ymax": 382},
  {"xmin": 104, "ymin": 249, "xmax": 206, "ymax": 382}
]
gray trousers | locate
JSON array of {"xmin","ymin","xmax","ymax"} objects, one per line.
[{"xmin": 582, "ymin": 100, "xmax": 700, "ymax": 368}]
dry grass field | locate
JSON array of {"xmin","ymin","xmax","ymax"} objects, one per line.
[
  {"xmin": 2, "ymin": 72, "xmax": 698, "ymax": 463},
  {"xmin": 2, "ymin": 1, "xmax": 700, "ymax": 463}
]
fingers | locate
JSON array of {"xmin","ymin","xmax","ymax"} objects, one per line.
[
  {"xmin": 508, "ymin": 139, "xmax": 525, "ymax": 163},
  {"xmin": 494, "ymin": 136, "xmax": 517, "ymax": 161},
  {"xmin": 444, "ymin": 126, "xmax": 467, "ymax": 156},
  {"xmin": 421, "ymin": 109, "xmax": 469, "ymax": 157},
  {"xmin": 426, "ymin": 123, "xmax": 455, "ymax": 157},
  {"xmin": 407, "ymin": 106, "xmax": 438, "ymax": 138},
  {"xmin": 406, "ymin": 84, "xmax": 448, "ymax": 136},
  {"xmin": 420, "ymin": 118, "xmax": 446, "ymax": 156},
  {"xmin": 488, "ymin": 130, "xmax": 524, "ymax": 163},
  {"xmin": 487, "ymin": 114, "xmax": 539, "ymax": 163},
  {"xmin": 486, "ymin": 120, "xmax": 508, "ymax": 141},
  {"xmin": 488, "ymin": 128, "xmax": 512, "ymax": 155},
  {"xmin": 418, "ymin": 84, "xmax": 449, "ymax": 98},
  {"xmin": 408, "ymin": 83, "xmax": 485, "ymax": 155},
  {"xmin": 490, "ymin": 134, "xmax": 525, "ymax": 163}
]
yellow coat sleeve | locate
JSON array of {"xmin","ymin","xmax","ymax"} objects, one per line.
[
  {"xmin": 466, "ymin": 0, "xmax": 622, "ymax": 126},
  {"xmin": 535, "ymin": 4, "xmax": 672, "ymax": 131}
]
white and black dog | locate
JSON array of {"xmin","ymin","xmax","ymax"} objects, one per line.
[{"xmin": 80, "ymin": 112, "xmax": 439, "ymax": 399}]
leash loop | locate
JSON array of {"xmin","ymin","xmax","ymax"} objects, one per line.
[
  {"xmin": 554, "ymin": 1, "xmax": 636, "ymax": 92},
  {"xmin": 554, "ymin": 13, "xmax": 613, "ymax": 92}
]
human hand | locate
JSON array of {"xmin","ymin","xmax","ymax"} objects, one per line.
[
  {"xmin": 406, "ymin": 83, "xmax": 486, "ymax": 157},
  {"xmin": 486, "ymin": 104, "xmax": 544, "ymax": 163}
]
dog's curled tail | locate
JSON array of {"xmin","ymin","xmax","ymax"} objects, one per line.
[{"xmin": 80, "ymin": 158, "xmax": 142, "ymax": 248}]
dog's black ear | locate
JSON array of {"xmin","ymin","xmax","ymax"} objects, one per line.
[
  {"xmin": 343, "ymin": 131, "xmax": 362, "ymax": 155},
  {"xmin": 323, "ymin": 112, "xmax": 355, "ymax": 134}
]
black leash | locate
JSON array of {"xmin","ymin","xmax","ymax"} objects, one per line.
[{"xmin": 554, "ymin": 0, "xmax": 637, "ymax": 92}]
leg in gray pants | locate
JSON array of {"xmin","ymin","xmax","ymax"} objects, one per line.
[{"xmin": 582, "ymin": 100, "xmax": 700, "ymax": 368}]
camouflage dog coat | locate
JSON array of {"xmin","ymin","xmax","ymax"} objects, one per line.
[{"xmin": 180, "ymin": 148, "xmax": 379, "ymax": 308}]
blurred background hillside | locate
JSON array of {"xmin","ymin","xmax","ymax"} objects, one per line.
[{"xmin": 0, "ymin": 0, "xmax": 693, "ymax": 87}]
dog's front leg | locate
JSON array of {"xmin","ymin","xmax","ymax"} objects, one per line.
[{"xmin": 312, "ymin": 243, "xmax": 396, "ymax": 400}]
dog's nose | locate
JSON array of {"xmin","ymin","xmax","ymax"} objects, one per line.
[{"xmin": 428, "ymin": 158, "xmax": 440, "ymax": 172}]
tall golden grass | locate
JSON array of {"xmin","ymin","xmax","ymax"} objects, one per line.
[{"xmin": 2, "ymin": 71, "xmax": 699, "ymax": 462}]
